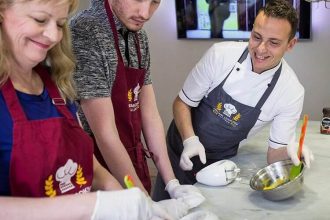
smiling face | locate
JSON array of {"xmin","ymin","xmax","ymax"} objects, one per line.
[
  {"xmin": 248, "ymin": 11, "xmax": 297, "ymax": 74},
  {"xmin": 110, "ymin": 0, "xmax": 160, "ymax": 32},
  {"xmin": 1, "ymin": 0, "xmax": 70, "ymax": 69}
]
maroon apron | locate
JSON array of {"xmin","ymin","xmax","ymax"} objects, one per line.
[
  {"xmin": 2, "ymin": 66, "xmax": 93, "ymax": 197},
  {"xmin": 94, "ymin": 0, "xmax": 151, "ymax": 193}
]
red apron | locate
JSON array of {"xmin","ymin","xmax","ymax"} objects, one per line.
[
  {"xmin": 2, "ymin": 66, "xmax": 93, "ymax": 197},
  {"xmin": 94, "ymin": 0, "xmax": 152, "ymax": 193}
]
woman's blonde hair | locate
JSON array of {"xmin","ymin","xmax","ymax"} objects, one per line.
[{"xmin": 0, "ymin": 0, "xmax": 78, "ymax": 101}]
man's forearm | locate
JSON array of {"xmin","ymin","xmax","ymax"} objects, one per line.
[
  {"xmin": 139, "ymin": 85, "xmax": 176, "ymax": 185},
  {"xmin": 267, "ymin": 146, "xmax": 289, "ymax": 164},
  {"xmin": 173, "ymin": 96, "xmax": 195, "ymax": 141},
  {"xmin": 95, "ymin": 137, "xmax": 148, "ymax": 194}
]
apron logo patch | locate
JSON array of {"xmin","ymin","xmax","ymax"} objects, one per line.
[
  {"xmin": 44, "ymin": 159, "xmax": 89, "ymax": 197},
  {"xmin": 44, "ymin": 175, "xmax": 57, "ymax": 197},
  {"xmin": 76, "ymin": 165, "xmax": 88, "ymax": 186},
  {"xmin": 213, "ymin": 102, "xmax": 241, "ymax": 127},
  {"xmin": 223, "ymin": 103, "xmax": 237, "ymax": 117},
  {"xmin": 56, "ymin": 159, "xmax": 77, "ymax": 193},
  {"xmin": 128, "ymin": 83, "xmax": 141, "ymax": 112},
  {"xmin": 216, "ymin": 102, "xmax": 223, "ymax": 111}
]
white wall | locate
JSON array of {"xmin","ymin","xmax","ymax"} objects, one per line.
[
  {"xmin": 76, "ymin": 1, "xmax": 330, "ymax": 130},
  {"xmin": 144, "ymin": 2, "xmax": 330, "ymax": 129}
]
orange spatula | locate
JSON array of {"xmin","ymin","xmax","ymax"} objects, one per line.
[{"xmin": 289, "ymin": 114, "xmax": 308, "ymax": 180}]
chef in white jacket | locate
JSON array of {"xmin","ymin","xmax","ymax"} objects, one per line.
[{"xmin": 153, "ymin": 0, "xmax": 314, "ymax": 201}]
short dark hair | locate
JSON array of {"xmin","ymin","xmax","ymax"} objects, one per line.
[{"xmin": 258, "ymin": 0, "xmax": 298, "ymax": 40}]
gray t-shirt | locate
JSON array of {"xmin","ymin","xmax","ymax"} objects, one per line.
[{"xmin": 70, "ymin": 0, "xmax": 152, "ymax": 134}]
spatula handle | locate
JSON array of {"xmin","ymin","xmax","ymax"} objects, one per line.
[{"xmin": 298, "ymin": 115, "xmax": 308, "ymax": 160}]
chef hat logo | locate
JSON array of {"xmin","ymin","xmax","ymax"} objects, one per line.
[
  {"xmin": 223, "ymin": 103, "xmax": 237, "ymax": 117},
  {"xmin": 56, "ymin": 159, "xmax": 78, "ymax": 193}
]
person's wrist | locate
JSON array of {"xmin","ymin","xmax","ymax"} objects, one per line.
[
  {"xmin": 165, "ymin": 179, "xmax": 180, "ymax": 193},
  {"xmin": 183, "ymin": 135, "xmax": 198, "ymax": 146}
]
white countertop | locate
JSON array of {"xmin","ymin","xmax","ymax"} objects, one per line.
[{"xmin": 194, "ymin": 121, "xmax": 330, "ymax": 220}]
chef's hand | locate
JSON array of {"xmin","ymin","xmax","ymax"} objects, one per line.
[
  {"xmin": 180, "ymin": 136, "xmax": 206, "ymax": 171},
  {"xmin": 91, "ymin": 188, "xmax": 172, "ymax": 220},
  {"xmin": 156, "ymin": 198, "xmax": 189, "ymax": 219},
  {"xmin": 287, "ymin": 142, "xmax": 314, "ymax": 168},
  {"xmin": 165, "ymin": 179, "xmax": 205, "ymax": 209}
]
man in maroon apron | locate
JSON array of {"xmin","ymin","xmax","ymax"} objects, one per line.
[{"xmin": 70, "ymin": 0, "xmax": 205, "ymax": 206}]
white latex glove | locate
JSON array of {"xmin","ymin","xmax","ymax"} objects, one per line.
[
  {"xmin": 91, "ymin": 188, "xmax": 172, "ymax": 220},
  {"xmin": 180, "ymin": 136, "xmax": 206, "ymax": 171},
  {"xmin": 149, "ymin": 198, "xmax": 175, "ymax": 220},
  {"xmin": 156, "ymin": 199, "xmax": 189, "ymax": 219},
  {"xmin": 287, "ymin": 142, "xmax": 314, "ymax": 168},
  {"xmin": 165, "ymin": 179, "xmax": 205, "ymax": 209}
]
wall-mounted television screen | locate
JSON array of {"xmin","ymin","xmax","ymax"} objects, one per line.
[{"xmin": 175, "ymin": 0, "xmax": 311, "ymax": 40}]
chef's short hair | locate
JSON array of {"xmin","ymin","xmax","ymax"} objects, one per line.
[{"xmin": 258, "ymin": 0, "xmax": 298, "ymax": 41}]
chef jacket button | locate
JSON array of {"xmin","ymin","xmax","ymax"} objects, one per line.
[{"xmin": 236, "ymin": 67, "xmax": 240, "ymax": 71}]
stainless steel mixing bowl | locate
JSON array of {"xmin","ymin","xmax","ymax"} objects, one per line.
[{"xmin": 250, "ymin": 159, "xmax": 304, "ymax": 201}]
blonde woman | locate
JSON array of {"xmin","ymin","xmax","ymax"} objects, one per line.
[{"xmin": 0, "ymin": 0, "xmax": 175, "ymax": 219}]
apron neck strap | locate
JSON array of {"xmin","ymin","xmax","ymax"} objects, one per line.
[
  {"xmin": 133, "ymin": 34, "xmax": 142, "ymax": 68},
  {"xmin": 220, "ymin": 47, "xmax": 249, "ymax": 87},
  {"xmin": 255, "ymin": 63, "xmax": 282, "ymax": 109},
  {"xmin": 1, "ymin": 66, "xmax": 74, "ymax": 122},
  {"xmin": 237, "ymin": 47, "xmax": 249, "ymax": 63},
  {"xmin": 1, "ymin": 79, "xmax": 27, "ymax": 122},
  {"xmin": 105, "ymin": 0, "xmax": 123, "ymax": 62},
  {"xmin": 35, "ymin": 65, "xmax": 74, "ymax": 120},
  {"xmin": 218, "ymin": 47, "xmax": 282, "ymax": 109}
]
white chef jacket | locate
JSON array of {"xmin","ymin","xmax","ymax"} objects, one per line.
[{"xmin": 179, "ymin": 42, "xmax": 304, "ymax": 149}]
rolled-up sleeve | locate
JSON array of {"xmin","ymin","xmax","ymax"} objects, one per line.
[
  {"xmin": 179, "ymin": 44, "xmax": 222, "ymax": 107},
  {"xmin": 268, "ymin": 84, "xmax": 304, "ymax": 148}
]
